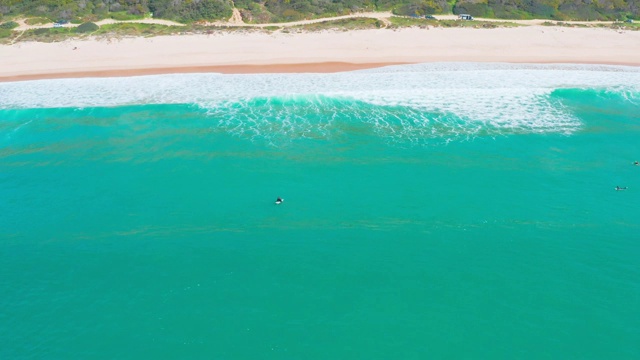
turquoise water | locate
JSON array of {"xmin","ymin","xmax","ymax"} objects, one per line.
[{"xmin": 1, "ymin": 64, "xmax": 639, "ymax": 358}]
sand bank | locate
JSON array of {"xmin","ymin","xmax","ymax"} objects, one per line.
[{"xmin": 1, "ymin": 26, "xmax": 639, "ymax": 81}]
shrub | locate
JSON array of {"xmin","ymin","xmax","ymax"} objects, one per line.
[
  {"xmin": 0, "ymin": 28, "xmax": 13, "ymax": 38},
  {"xmin": 453, "ymin": 3, "xmax": 491, "ymax": 17},
  {"xmin": 25, "ymin": 17, "xmax": 51, "ymax": 25},
  {"xmin": 0, "ymin": 21, "xmax": 19, "ymax": 29},
  {"xmin": 75, "ymin": 22, "xmax": 99, "ymax": 33},
  {"xmin": 110, "ymin": 11, "xmax": 143, "ymax": 21},
  {"xmin": 33, "ymin": 28, "xmax": 50, "ymax": 35}
]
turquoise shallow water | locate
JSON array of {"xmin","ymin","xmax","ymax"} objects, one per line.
[{"xmin": 1, "ymin": 64, "xmax": 640, "ymax": 358}]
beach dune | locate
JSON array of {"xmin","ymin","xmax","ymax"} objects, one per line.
[{"xmin": 1, "ymin": 26, "xmax": 639, "ymax": 81}]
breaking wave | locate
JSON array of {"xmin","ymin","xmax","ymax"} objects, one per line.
[
  {"xmin": 205, "ymin": 94, "xmax": 577, "ymax": 145},
  {"xmin": 1, "ymin": 63, "xmax": 639, "ymax": 143}
]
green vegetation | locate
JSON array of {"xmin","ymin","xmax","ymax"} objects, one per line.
[
  {"xmin": 20, "ymin": 27, "xmax": 73, "ymax": 42},
  {"xmin": 0, "ymin": 0, "xmax": 637, "ymax": 24},
  {"xmin": 109, "ymin": 11, "xmax": 146, "ymax": 21},
  {"xmin": 3, "ymin": 14, "xmax": 636, "ymax": 44},
  {"xmin": 93, "ymin": 23, "xmax": 187, "ymax": 36},
  {"xmin": 438, "ymin": 19, "xmax": 521, "ymax": 27},
  {"xmin": 543, "ymin": 19, "xmax": 640, "ymax": 29},
  {"xmin": 236, "ymin": 0, "xmax": 374, "ymax": 23},
  {"xmin": 388, "ymin": 16, "xmax": 436, "ymax": 27},
  {"xmin": 292, "ymin": 18, "xmax": 381, "ymax": 31},
  {"xmin": 451, "ymin": 0, "xmax": 638, "ymax": 21},
  {"xmin": 75, "ymin": 22, "xmax": 98, "ymax": 33},
  {"xmin": 25, "ymin": 17, "xmax": 51, "ymax": 25},
  {"xmin": 391, "ymin": 0, "xmax": 450, "ymax": 16},
  {"xmin": 0, "ymin": 20, "xmax": 18, "ymax": 29},
  {"xmin": 0, "ymin": 27, "xmax": 12, "ymax": 38},
  {"xmin": 388, "ymin": 17, "xmax": 521, "ymax": 28},
  {"xmin": 151, "ymin": 0, "xmax": 233, "ymax": 22}
]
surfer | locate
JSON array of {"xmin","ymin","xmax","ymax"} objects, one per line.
[
  {"xmin": 275, "ymin": 197, "xmax": 283, "ymax": 204},
  {"xmin": 615, "ymin": 186, "xmax": 627, "ymax": 191}
]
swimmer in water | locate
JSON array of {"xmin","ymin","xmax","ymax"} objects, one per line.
[
  {"xmin": 275, "ymin": 197, "xmax": 283, "ymax": 204},
  {"xmin": 634, "ymin": 161, "xmax": 639, "ymax": 166},
  {"xmin": 615, "ymin": 186, "xmax": 627, "ymax": 191}
]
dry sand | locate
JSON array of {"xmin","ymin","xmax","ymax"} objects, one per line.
[{"xmin": 1, "ymin": 26, "xmax": 639, "ymax": 82}]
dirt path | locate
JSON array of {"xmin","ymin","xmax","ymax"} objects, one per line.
[
  {"xmin": 9, "ymin": 30, "xmax": 25, "ymax": 45},
  {"xmin": 206, "ymin": 11, "xmax": 619, "ymax": 28},
  {"xmin": 207, "ymin": 11, "xmax": 393, "ymax": 28},
  {"xmin": 435, "ymin": 14, "xmax": 615, "ymax": 25},
  {"xmin": 228, "ymin": 9, "xmax": 244, "ymax": 25},
  {"xmin": 13, "ymin": 12, "xmax": 617, "ymax": 32}
]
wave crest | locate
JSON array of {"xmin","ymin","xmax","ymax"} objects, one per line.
[{"xmin": 205, "ymin": 94, "xmax": 579, "ymax": 145}]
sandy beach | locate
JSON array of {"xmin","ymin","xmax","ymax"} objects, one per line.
[{"xmin": 1, "ymin": 26, "xmax": 639, "ymax": 81}]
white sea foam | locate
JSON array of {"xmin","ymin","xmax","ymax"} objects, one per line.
[{"xmin": 1, "ymin": 63, "xmax": 639, "ymax": 139}]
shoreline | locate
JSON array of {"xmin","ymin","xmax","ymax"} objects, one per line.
[
  {"xmin": 3, "ymin": 60, "xmax": 640, "ymax": 83},
  {"xmin": 2, "ymin": 26, "xmax": 640, "ymax": 82},
  {"xmin": 0, "ymin": 62, "xmax": 408, "ymax": 82}
]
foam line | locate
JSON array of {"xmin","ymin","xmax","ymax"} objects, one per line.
[
  {"xmin": 1, "ymin": 63, "xmax": 638, "ymax": 143},
  {"xmin": 1, "ymin": 63, "xmax": 638, "ymax": 110}
]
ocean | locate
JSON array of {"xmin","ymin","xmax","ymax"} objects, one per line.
[{"xmin": 1, "ymin": 63, "xmax": 639, "ymax": 358}]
